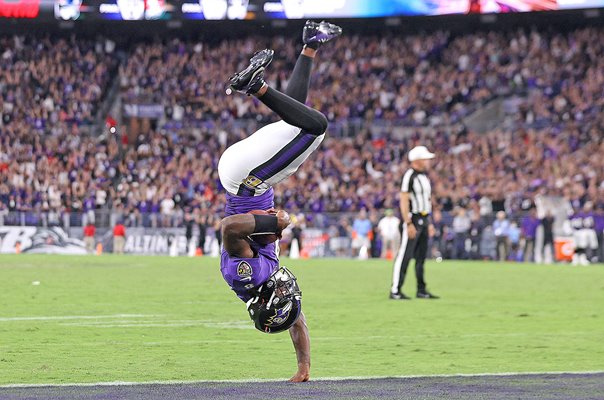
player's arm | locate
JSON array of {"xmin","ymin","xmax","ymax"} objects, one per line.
[
  {"xmin": 221, "ymin": 214, "xmax": 256, "ymax": 258},
  {"xmin": 289, "ymin": 311, "xmax": 310, "ymax": 382},
  {"xmin": 221, "ymin": 211, "xmax": 290, "ymax": 258}
]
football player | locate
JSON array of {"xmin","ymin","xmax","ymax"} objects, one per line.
[{"xmin": 218, "ymin": 20, "xmax": 341, "ymax": 382}]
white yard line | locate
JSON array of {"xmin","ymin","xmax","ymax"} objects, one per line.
[
  {"xmin": 1, "ymin": 370, "xmax": 603, "ymax": 388},
  {"xmin": 59, "ymin": 322, "xmax": 253, "ymax": 329},
  {"xmin": 0, "ymin": 314, "xmax": 161, "ymax": 322}
]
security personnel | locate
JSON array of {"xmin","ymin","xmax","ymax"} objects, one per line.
[{"xmin": 390, "ymin": 146, "xmax": 439, "ymax": 300}]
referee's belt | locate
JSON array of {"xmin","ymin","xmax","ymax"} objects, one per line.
[{"xmin": 413, "ymin": 212, "xmax": 430, "ymax": 217}]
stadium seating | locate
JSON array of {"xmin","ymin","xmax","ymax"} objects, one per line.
[{"xmin": 0, "ymin": 28, "xmax": 602, "ymax": 261}]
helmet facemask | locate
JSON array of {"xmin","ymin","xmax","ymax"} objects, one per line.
[{"xmin": 246, "ymin": 267, "xmax": 302, "ymax": 333}]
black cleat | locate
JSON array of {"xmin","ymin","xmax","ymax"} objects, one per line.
[
  {"xmin": 390, "ymin": 292, "xmax": 411, "ymax": 300},
  {"xmin": 227, "ymin": 49, "xmax": 274, "ymax": 96},
  {"xmin": 416, "ymin": 291, "xmax": 440, "ymax": 299},
  {"xmin": 303, "ymin": 20, "xmax": 342, "ymax": 47}
]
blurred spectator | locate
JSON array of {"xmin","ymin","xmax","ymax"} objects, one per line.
[
  {"xmin": 290, "ymin": 214, "xmax": 304, "ymax": 256},
  {"xmin": 113, "ymin": 221, "xmax": 126, "ymax": 254},
  {"xmin": 329, "ymin": 218, "xmax": 351, "ymax": 257},
  {"xmin": 468, "ymin": 202, "xmax": 483, "ymax": 259},
  {"xmin": 196, "ymin": 210, "xmax": 208, "ymax": 254},
  {"xmin": 521, "ymin": 208, "xmax": 539, "ymax": 262},
  {"xmin": 0, "ymin": 203, "xmax": 7, "ymax": 226},
  {"xmin": 352, "ymin": 209, "xmax": 372, "ymax": 258},
  {"xmin": 213, "ymin": 216, "xmax": 222, "ymax": 249},
  {"xmin": 430, "ymin": 208, "xmax": 444, "ymax": 258},
  {"xmin": 83, "ymin": 222, "xmax": 96, "ymax": 254},
  {"xmin": 595, "ymin": 206, "xmax": 604, "ymax": 263},
  {"xmin": 508, "ymin": 222, "xmax": 521, "ymax": 261},
  {"xmin": 452, "ymin": 207, "xmax": 471, "ymax": 259},
  {"xmin": 377, "ymin": 209, "xmax": 401, "ymax": 259},
  {"xmin": 536, "ymin": 212, "xmax": 555, "ymax": 264},
  {"xmin": 369, "ymin": 210, "xmax": 381, "ymax": 258},
  {"xmin": 161, "ymin": 196, "xmax": 175, "ymax": 227},
  {"xmin": 184, "ymin": 210, "xmax": 194, "ymax": 254},
  {"xmin": 493, "ymin": 211, "xmax": 510, "ymax": 261},
  {"xmin": 570, "ymin": 203, "xmax": 598, "ymax": 266},
  {"xmin": 480, "ymin": 226, "xmax": 497, "ymax": 260}
]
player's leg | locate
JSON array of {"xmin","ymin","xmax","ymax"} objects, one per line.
[
  {"xmin": 285, "ymin": 47, "xmax": 314, "ymax": 104},
  {"xmin": 285, "ymin": 20, "xmax": 342, "ymax": 103},
  {"xmin": 257, "ymin": 85, "xmax": 327, "ymax": 136},
  {"xmin": 228, "ymin": 53, "xmax": 327, "ymax": 136},
  {"xmin": 228, "ymin": 21, "xmax": 342, "ymax": 136}
]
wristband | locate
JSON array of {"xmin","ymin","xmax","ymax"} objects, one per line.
[{"xmin": 252, "ymin": 214, "xmax": 279, "ymax": 235}]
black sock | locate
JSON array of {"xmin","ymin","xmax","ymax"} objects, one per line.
[
  {"xmin": 285, "ymin": 54, "xmax": 313, "ymax": 103},
  {"xmin": 259, "ymin": 87, "xmax": 327, "ymax": 136}
]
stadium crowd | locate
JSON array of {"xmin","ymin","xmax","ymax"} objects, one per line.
[
  {"xmin": 0, "ymin": 35, "xmax": 118, "ymax": 130},
  {"xmin": 118, "ymin": 27, "xmax": 603, "ymax": 127},
  {"xmin": 0, "ymin": 27, "xmax": 602, "ymax": 261}
]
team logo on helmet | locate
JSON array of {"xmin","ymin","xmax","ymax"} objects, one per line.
[
  {"xmin": 237, "ymin": 261, "xmax": 253, "ymax": 278},
  {"xmin": 265, "ymin": 301, "xmax": 293, "ymax": 327}
]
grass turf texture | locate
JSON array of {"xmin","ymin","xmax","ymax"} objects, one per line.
[{"xmin": 0, "ymin": 255, "xmax": 602, "ymax": 384}]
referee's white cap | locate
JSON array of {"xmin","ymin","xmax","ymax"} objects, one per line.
[{"xmin": 408, "ymin": 146, "xmax": 435, "ymax": 161}]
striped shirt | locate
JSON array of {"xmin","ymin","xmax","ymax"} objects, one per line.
[{"xmin": 401, "ymin": 169, "xmax": 432, "ymax": 215}]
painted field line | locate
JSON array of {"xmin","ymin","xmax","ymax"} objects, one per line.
[
  {"xmin": 0, "ymin": 314, "xmax": 161, "ymax": 322},
  {"xmin": 60, "ymin": 322, "xmax": 253, "ymax": 329},
  {"xmin": 1, "ymin": 370, "xmax": 603, "ymax": 389}
]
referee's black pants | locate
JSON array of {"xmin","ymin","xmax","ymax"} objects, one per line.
[{"xmin": 391, "ymin": 214, "xmax": 429, "ymax": 294}]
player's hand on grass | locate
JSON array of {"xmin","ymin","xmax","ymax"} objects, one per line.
[{"xmin": 289, "ymin": 364, "xmax": 310, "ymax": 382}]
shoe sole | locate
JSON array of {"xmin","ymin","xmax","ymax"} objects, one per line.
[
  {"xmin": 228, "ymin": 52, "xmax": 273, "ymax": 92},
  {"xmin": 229, "ymin": 66, "xmax": 264, "ymax": 90}
]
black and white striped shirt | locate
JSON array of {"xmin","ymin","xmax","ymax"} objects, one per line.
[{"xmin": 401, "ymin": 169, "xmax": 432, "ymax": 214}]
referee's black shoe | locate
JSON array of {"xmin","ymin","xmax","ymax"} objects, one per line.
[
  {"xmin": 389, "ymin": 292, "xmax": 411, "ymax": 300},
  {"xmin": 416, "ymin": 290, "xmax": 440, "ymax": 299}
]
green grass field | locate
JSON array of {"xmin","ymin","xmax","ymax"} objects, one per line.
[{"xmin": 0, "ymin": 255, "xmax": 603, "ymax": 385}]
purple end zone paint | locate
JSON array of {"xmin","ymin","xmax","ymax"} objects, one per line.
[{"xmin": 1, "ymin": 373, "xmax": 603, "ymax": 400}]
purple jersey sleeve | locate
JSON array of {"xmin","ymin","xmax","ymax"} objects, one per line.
[{"xmin": 220, "ymin": 242, "xmax": 279, "ymax": 302}]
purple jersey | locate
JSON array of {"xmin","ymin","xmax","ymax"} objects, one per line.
[
  {"xmin": 221, "ymin": 242, "xmax": 279, "ymax": 302},
  {"xmin": 521, "ymin": 215, "xmax": 540, "ymax": 239},
  {"xmin": 571, "ymin": 212, "xmax": 595, "ymax": 230},
  {"xmin": 224, "ymin": 187, "xmax": 274, "ymax": 216},
  {"xmin": 220, "ymin": 188, "xmax": 279, "ymax": 301},
  {"xmin": 594, "ymin": 213, "xmax": 604, "ymax": 233}
]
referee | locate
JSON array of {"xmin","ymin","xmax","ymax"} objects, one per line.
[{"xmin": 390, "ymin": 146, "xmax": 439, "ymax": 300}]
